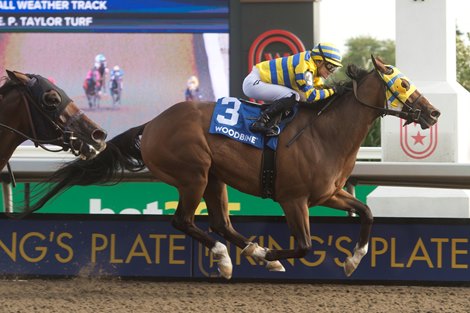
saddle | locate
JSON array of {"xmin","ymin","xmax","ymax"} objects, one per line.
[{"xmin": 241, "ymin": 98, "xmax": 296, "ymax": 137}]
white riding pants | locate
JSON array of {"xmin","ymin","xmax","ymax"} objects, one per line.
[{"xmin": 242, "ymin": 66, "xmax": 300, "ymax": 102}]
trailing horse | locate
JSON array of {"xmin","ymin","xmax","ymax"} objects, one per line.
[
  {"xmin": 83, "ymin": 68, "xmax": 101, "ymax": 109},
  {"xmin": 22, "ymin": 56, "xmax": 440, "ymax": 279},
  {"xmin": 109, "ymin": 74, "xmax": 123, "ymax": 106}
]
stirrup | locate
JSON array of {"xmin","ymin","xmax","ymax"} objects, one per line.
[{"xmin": 265, "ymin": 125, "xmax": 280, "ymax": 137}]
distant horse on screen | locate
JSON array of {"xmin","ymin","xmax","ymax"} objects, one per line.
[
  {"xmin": 22, "ymin": 56, "xmax": 440, "ymax": 279},
  {"xmin": 83, "ymin": 68, "xmax": 101, "ymax": 109},
  {"xmin": 109, "ymin": 73, "xmax": 123, "ymax": 106}
]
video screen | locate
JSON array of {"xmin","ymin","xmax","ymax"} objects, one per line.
[{"xmin": 0, "ymin": 0, "xmax": 229, "ymax": 140}]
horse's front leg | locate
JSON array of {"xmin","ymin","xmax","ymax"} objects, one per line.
[
  {"xmin": 249, "ymin": 199, "xmax": 312, "ymax": 262},
  {"xmin": 323, "ymin": 189, "xmax": 373, "ymax": 276},
  {"xmin": 204, "ymin": 175, "xmax": 285, "ymax": 273}
]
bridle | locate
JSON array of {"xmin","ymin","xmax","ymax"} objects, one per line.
[
  {"xmin": 351, "ymin": 58, "xmax": 423, "ymax": 125},
  {"xmin": 0, "ymin": 75, "xmax": 83, "ymax": 156}
]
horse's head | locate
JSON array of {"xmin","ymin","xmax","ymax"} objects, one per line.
[
  {"xmin": 6, "ymin": 70, "xmax": 107, "ymax": 160},
  {"xmin": 371, "ymin": 55, "xmax": 441, "ymax": 129}
]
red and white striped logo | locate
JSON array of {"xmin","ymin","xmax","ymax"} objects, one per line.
[
  {"xmin": 400, "ymin": 121, "xmax": 438, "ymax": 159},
  {"xmin": 247, "ymin": 29, "xmax": 305, "ymax": 73}
]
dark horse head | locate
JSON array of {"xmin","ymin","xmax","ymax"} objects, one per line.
[{"xmin": 0, "ymin": 70, "xmax": 107, "ymax": 161}]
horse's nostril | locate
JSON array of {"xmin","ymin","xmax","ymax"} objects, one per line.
[
  {"xmin": 431, "ymin": 110, "xmax": 441, "ymax": 118},
  {"xmin": 92, "ymin": 129, "xmax": 107, "ymax": 142}
]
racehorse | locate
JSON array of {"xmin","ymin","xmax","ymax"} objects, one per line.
[
  {"xmin": 0, "ymin": 70, "xmax": 107, "ymax": 174},
  {"xmin": 83, "ymin": 68, "xmax": 101, "ymax": 109},
  {"xmin": 109, "ymin": 73, "xmax": 123, "ymax": 107},
  {"xmin": 22, "ymin": 56, "xmax": 440, "ymax": 279}
]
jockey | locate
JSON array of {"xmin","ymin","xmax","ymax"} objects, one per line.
[
  {"xmin": 185, "ymin": 75, "xmax": 203, "ymax": 101},
  {"xmin": 94, "ymin": 53, "xmax": 108, "ymax": 93},
  {"xmin": 109, "ymin": 65, "xmax": 123, "ymax": 104},
  {"xmin": 243, "ymin": 42, "xmax": 343, "ymax": 135},
  {"xmin": 109, "ymin": 65, "xmax": 123, "ymax": 93},
  {"xmin": 84, "ymin": 67, "xmax": 101, "ymax": 91},
  {"xmin": 110, "ymin": 65, "xmax": 123, "ymax": 81}
]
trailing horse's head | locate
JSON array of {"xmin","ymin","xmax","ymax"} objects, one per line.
[
  {"xmin": 371, "ymin": 55, "xmax": 440, "ymax": 129},
  {"xmin": 5, "ymin": 70, "xmax": 107, "ymax": 159}
]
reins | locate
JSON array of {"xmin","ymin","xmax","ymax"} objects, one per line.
[
  {"xmin": 285, "ymin": 96, "xmax": 336, "ymax": 147},
  {"xmin": 0, "ymin": 122, "xmax": 69, "ymax": 152}
]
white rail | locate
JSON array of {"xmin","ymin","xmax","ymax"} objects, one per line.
[
  {"xmin": 1, "ymin": 146, "xmax": 382, "ymax": 181},
  {"xmin": 350, "ymin": 162, "xmax": 470, "ymax": 189},
  {"xmin": 4, "ymin": 146, "xmax": 470, "ymax": 212},
  {"xmin": 5, "ymin": 145, "xmax": 381, "ymax": 171}
]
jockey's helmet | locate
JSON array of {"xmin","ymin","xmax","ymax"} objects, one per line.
[
  {"xmin": 94, "ymin": 54, "xmax": 107, "ymax": 69},
  {"xmin": 113, "ymin": 65, "xmax": 120, "ymax": 72},
  {"xmin": 187, "ymin": 75, "xmax": 199, "ymax": 90},
  {"xmin": 311, "ymin": 42, "xmax": 343, "ymax": 68},
  {"xmin": 95, "ymin": 54, "xmax": 106, "ymax": 64}
]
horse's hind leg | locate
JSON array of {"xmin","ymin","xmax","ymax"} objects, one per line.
[
  {"xmin": 204, "ymin": 174, "xmax": 285, "ymax": 272},
  {"xmin": 87, "ymin": 94, "xmax": 93, "ymax": 108},
  {"xmin": 172, "ymin": 185, "xmax": 233, "ymax": 279},
  {"xmin": 322, "ymin": 189, "xmax": 373, "ymax": 277}
]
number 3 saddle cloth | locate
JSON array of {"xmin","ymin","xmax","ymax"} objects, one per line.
[{"xmin": 209, "ymin": 97, "xmax": 297, "ymax": 150}]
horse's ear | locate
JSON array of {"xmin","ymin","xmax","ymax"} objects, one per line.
[
  {"xmin": 6, "ymin": 70, "xmax": 19, "ymax": 81},
  {"xmin": 371, "ymin": 54, "xmax": 378, "ymax": 68},
  {"xmin": 370, "ymin": 55, "xmax": 387, "ymax": 74},
  {"xmin": 6, "ymin": 70, "xmax": 30, "ymax": 84}
]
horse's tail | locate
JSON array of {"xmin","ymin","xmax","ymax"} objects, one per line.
[{"xmin": 12, "ymin": 123, "xmax": 148, "ymax": 218}]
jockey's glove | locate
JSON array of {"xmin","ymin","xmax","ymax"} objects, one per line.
[{"xmin": 333, "ymin": 84, "xmax": 350, "ymax": 96}]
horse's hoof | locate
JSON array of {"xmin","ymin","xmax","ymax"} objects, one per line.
[
  {"xmin": 266, "ymin": 260, "xmax": 285, "ymax": 272},
  {"xmin": 218, "ymin": 261, "xmax": 233, "ymax": 280},
  {"xmin": 343, "ymin": 257, "xmax": 356, "ymax": 277},
  {"xmin": 212, "ymin": 242, "xmax": 233, "ymax": 280}
]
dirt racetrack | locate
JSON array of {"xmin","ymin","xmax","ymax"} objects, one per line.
[{"xmin": 1, "ymin": 278, "xmax": 469, "ymax": 313}]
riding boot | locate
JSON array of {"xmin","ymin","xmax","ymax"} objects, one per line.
[{"xmin": 250, "ymin": 94, "xmax": 297, "ymax": 136}]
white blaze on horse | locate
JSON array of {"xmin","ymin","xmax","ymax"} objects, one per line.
[{"xmin": 20, "ymin": 56, "xmax": 440, "ymax": 279}]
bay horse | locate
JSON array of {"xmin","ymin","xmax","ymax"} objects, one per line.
[
  {"xmin": 83, "ymin": 68, "xmax": 101, "ymax": 109},
  {"xmin": 23, "ymin": 56, "xmax": 440, "ymax": 279},
  {"xmin": 0, "ymin": 70, "xmax": 107, "ymax": 174}
]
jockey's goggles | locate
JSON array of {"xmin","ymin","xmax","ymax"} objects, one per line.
[
  {"xmin": 317, "ymin": 45, "xmax": 340, "ymax": 73},
  {"xmin": 325, "ymin": 62, "xmax": 339, "ymax": 73}
]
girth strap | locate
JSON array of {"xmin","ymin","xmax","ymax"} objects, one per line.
[{"xmin": 260, "ymin": 143, "xmax": 276, "ymax": 199}]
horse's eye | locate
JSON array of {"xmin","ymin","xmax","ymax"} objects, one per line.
[
  {"xmin": 42, "ymin": 90, "xmax": 62, "ymax": 110},
  {"xmin": 401, "ymin": 80, "xmax": 410, "ymax": 90}
]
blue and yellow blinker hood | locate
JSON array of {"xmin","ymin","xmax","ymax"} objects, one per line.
[{"xmin": 377, "ymin": 65, "xmax": 417, "ymax": 110}]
